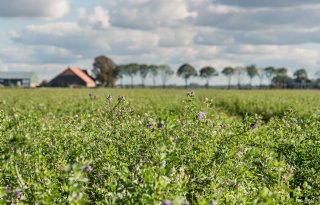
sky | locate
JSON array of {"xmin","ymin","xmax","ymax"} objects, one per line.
[{"xmin": 1, "ymin": 0, "xmax": 320, "ymax": 86}]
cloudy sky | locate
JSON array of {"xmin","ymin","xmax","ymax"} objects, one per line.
[{"xmin": 1, "ymin": 0, "xmax": 320, "ymax": 85}]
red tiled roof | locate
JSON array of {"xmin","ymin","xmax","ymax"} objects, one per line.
[{"xmin": 68, "ymin": 67, "xmax": 96, "ymax": 87}]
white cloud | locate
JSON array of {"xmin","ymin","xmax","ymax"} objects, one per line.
[
  {"xmin": 11, "ymin": 21, "xmax": 159, "ymax": 57},
  {"xmin": 0, "ymin": 45, "xmax": 81, "ymax": 64},
  {"xmin": 214, "ymin": 0, "xmax": 320, "ymax": 8},
  {"xmin": 0, "ymin": 47, "xmax": 33, "ymax": 63},
  {"xmin": 4, "ymin": 0, "xmax": 320, "ymax": 83},
  {"xmin": 5, "ymin": 63, "xmax": 72, "ymax": 80},
  {"xmin": 0, "ymin": 0, "xmax": 70, "ymax": 18},
  {"xmin": 34, "ymin": 46, "xmax": 82, "ymax": 63},
  {"xmin": 195, "ymin": 4, "xmax": 320, "ymax": 31},
  {"xmin": 157, "ymin": 27, "xmax": 196, "ymax": 47},
  {"xmin": 78, "ymin": 6, "xmax": 110, "ymax": 30},
  {"xmin": 105, "ymin": 0, "xmax": 196, "ymax": 29}
]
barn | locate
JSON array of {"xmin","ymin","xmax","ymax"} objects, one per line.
[
  {"xmin": 49, "ymin": 67, "xmax": 96, "ymax": 88},
  {"xmin": 0, "ymin": 71, "xmax": 39, "ymax": 87}
]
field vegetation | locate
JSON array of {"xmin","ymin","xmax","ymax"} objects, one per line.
[{"xmin": 0, "ymin": 89, "xmax": 319, "ymax": 204}]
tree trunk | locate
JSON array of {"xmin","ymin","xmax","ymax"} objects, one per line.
[
  {"xmin": 185, "ymin": 78, "xmax": 188, "ymax": 89},
  {"xmin": 269, "ymin": 78, "xmax": 272, "ymax": 89},
  {"xmin": 162, "ymin": 77, "xmax": 166, "ymax": 89},
  {"xmin": 131, "ymin": 76, "xmax": 134, "ymax": 88},
  {"xmin": 153, "ymin": 76, "xmax": 156, "ymax": 88}
]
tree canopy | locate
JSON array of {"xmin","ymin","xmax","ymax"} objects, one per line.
[
  {"xmin": 139, "ymin": 64, "xmax": 149, "ymax": 87},
  {"xmin": 246, "ymin": 64, "xmax": 258, "ymax": 87},
  {"xmin": 199, "ymin": 66, "xmax": 218, "ymax": 88},
  {"xmin": 272, "ymin": 68, "xmax": 290, "ymax": 88},
  {"xmin": 124, "ymin": 63, "xmax": 139, "ymax": 88},
  {"xmin": 158, "ymin": 64, "xmax": 174, "ymax": 88},
  {"xmin": 222, "ymin": 67, "xmax": 235, "ymax": 89},
  {"xmin": 293, "ymin": 69, "xmax": 308, "ymax": 80},
  {"xmin": 92, "ymin": 55, "xmax": 117, "ymax": 87},
  {"xmin": 177, "ymin": 63, "xmax": 197, "ymax": 88},
  {"xmin": 148, "ymin": 65, "xmax": 159, "ymax": 87}
]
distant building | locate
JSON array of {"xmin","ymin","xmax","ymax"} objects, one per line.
[
  {"xmin": 49, "ymin": 67, "xmax": 96, "ymax": 88},
  {"xmin": 0, "ymin": 71, "xmax": 39, "ymax": 87},
  {"xmin": 285, "ymin": 79, "xmax": 314, "ymax": 89}
]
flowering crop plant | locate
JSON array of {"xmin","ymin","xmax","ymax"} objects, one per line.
[{"xmin": 0, "ymin": 88, "xmax": 319, "ymax": 204}]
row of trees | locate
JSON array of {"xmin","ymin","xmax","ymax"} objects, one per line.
[
  {"xmin": 116, "ymin": 63, "xmax": 220, "ymax": 88},
  {"xmin": 93, "ymin": 55, "xmax": 219, "ymax": 88},
  {"xmin": 92, "ymin": 55, "xmax": 313, "ymax": 88},
  {"xmin": 221, "ymin": 66, "xmax": 310, "ymax": 89}
]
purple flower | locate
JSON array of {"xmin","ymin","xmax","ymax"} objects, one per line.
[
  {"xmin": 106, "ymin": 95, "xmax": 113, "ymax": 101},
  {"xmin": 211, "ymin": 199, "xmax": 217, "ymax": 205},
  {"xmin": 118, "ymin": 96, "xmax": 125, "ymax": 101},
  {"xmin": 157, "ymin": 123, "xmax": 164, "ymax": 128},
  {"xmin": 196, "ymin": 112, "xmax": 206, "ymax": 119},
  {"xmin": 147, "ymin": 122, "xmax": 152, "ymax": 129},
  {"xmin": 15, "ymin": 191, "xmax": 21, "ymax": 198},
  {"xmin": 6, "ymin": 186, "xmax": 12, "ymax": 193},
  {"xmin": 250, "ymin": 124, "xmax": 257, "ymax": 129},
  {"xmin": 82, "ymin": 165, "xmax": 93, "ymax": 172},
  {"xmin": 117, "ymin": 111, "xmax": 122, "ymax": 118},
  {"xmin": 186, "ymin": 91, "xmax": 195, "ymax": 97},
  {"xmin": 161, "ymin": 200, "xmax": 172, "ymax": 205},
  {"xmin": 161, "ymin": 160, "xmax": 166, "ymax": 167}
]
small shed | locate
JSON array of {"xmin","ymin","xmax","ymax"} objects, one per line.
[
  {"xmin": 49, "ymin": 67, "xmax": 96, "ymax": 88},
  {"xmin": 0, "ymin": 71, "xmax": 39, "ymax": 87}
]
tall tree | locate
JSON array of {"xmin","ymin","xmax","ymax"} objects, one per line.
[
  {"xmin": 158, "ymin": 64, "xmax": 174, "ymax": 88},
  {"xmin": 235, "ymin": 66, "xmax": 245, "ymax": 89},
  {"xmin": 148, "ymin": 65, "xmax": 159, "ymax": 88},
  {"xmin": 293, "ymin": 68, "xmax": 308, "ymax": 80},
  {"xmin": 293, "ymin": 68, "xmax": 308, "ymax": 88},
  {"xmin": 177, "ymin": 63, "xmax": 197, "ymax": 88},
  {"xmin": 124, "ymin": 63, "xmax": 139, "ymax": 88},
  {"xmin": 264, "ymin": 66, "xmax": 276, "ymax": 87},
  {"xmin": 199, "ymin": 66, "xmax": 218, "ymax": 88},
  {"xmin": 276, "ymin": 67, "xmax": 288, "ymax": 77},
  {"xmin": 139, "ymin": 64, "xmax": 149, "ymax": 88},
  {"xmin": 257, "ymin": 68, "xmax": 265, "ymax": 87},
  {"xmin": 115, "ymin": 65, "xmax": 126, "ymax": 87},
  {"xmin": 272, "ymin": 67, "xmax": 290, "ymax": 88},
  {"xmin": 222, "ymin": 66, "xmax": 235, "ymax": 89},
  {"xmin": 92, "ymin": 55, "xmax": 117, "ymax": 87},
  {"xmin": 246, "ymin": 64, "xmax": 258, "ymax": 88}
]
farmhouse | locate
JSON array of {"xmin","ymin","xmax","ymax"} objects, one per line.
[
  {"xmin": 49, "ymin": 67, "xmax": 96, "ymax": 88},
  {"xmin": 285, "ymin": 78, "xmax": 314, "ymax": 89},
  {"xmin": 0, "ymin": 71, "xmax": 39, "ymax": 87}
]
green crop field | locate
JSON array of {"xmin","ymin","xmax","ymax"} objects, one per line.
[{"xmin": 0, "ymin": 88, "xmax": 320, "ymax": 204}]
